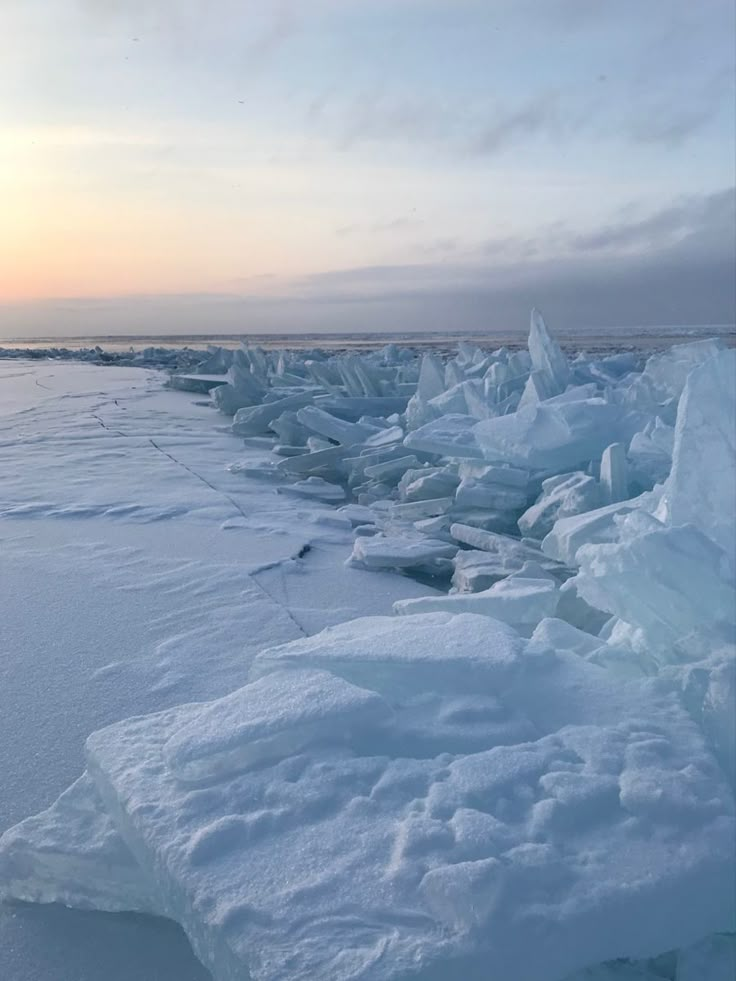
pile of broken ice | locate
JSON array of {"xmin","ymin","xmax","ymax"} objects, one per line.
[{"xmin": 2, "ymin": 313, "xmax": 734, "ymax": 981}]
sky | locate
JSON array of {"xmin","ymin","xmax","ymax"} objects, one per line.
[{"xmin": 1, "ymin": 0, "xmax": 734, "ymax": 336}]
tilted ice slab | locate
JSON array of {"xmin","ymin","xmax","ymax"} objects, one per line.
[
  {"xmin": 78, "ymin": 615, "xmax": 735, "ymax": 981},
  {"xmin": 519, "ymin": 471, "xmax": 602, "ymax": 540},
  {"xmin": 528, "ymin": 308, "xmax": 570, "ymax": 395},
  {"xmin": 659, "ymin": 348, "xmax": 736, "ymax": 557},
  {"xmin": 0, "ymin": 772, "xmax": 159, "ymax": 915},
  {"xmin": 404, "ymin": 413, "xmax": 484, "ymax": 459},
  {"xmin": 164, "ymin": 669, "xmax": 392, "ymax": 785},
  {"xmin": 573, "ymin": 515, "xmax": 736, "ymax": 661},
  {"xmin": 393, "ymin": 576, "xmax": 559, "ymax": 632},
  {"xmin": 474, "ymin": 399, "xmax": 644, "ymax": 472}
]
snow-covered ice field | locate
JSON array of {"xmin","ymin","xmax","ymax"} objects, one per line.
[
  {"xmin": 0, "ymin": 360, "xmax": 434, "ymax": 979},
  {"xmin": 1, "ymin": 320, "xmax": 734, "ymax": 981}
]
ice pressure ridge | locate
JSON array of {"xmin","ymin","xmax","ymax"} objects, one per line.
[{"xmin": 1, "ymin": 313, "xmax": 734, "ymax": 981}]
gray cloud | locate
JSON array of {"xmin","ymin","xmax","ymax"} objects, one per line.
[
  {"xmin": 568, "ymin": 188, "xmax": 735, "ymax": 254},
  {"xmin": 4, "ymin": 187, "xmax": 732, "ymax": 337}
]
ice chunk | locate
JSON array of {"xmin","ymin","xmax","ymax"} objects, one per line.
[
  {"xmin": 393, "ymin": 576, "xmax": 559, "ymax": 631},
  {"xmin": 474, "ymin": 399, "xmax": 644, "ymax": 472},
  {"xmin": 529, "ymin": 618, "xmax": 653, "ymax": 678},
  {"xmin": 404, "ymin": 413, "xmax": 484, "ymax": 459},
  {"xmin": 296, "ymin": 405, "xmax": 372, "ymax": 446},
  {"xmin": 389, "ymin": 497, "xmax": 455, "ymax": 520},
  {"xmin": 399, "ymin": 465, "xmax": 460, "ymax": 502},
  {"xmin": 628, "ymin": 418, "xmax": 674, "ymax": 490},
  {"xmin": 528, "ymin": 308, "xmax": 570, "ymax": 394},
  {"xmin": 542, "ymin": 497, "xmax": 644, "ymax": 565},
  {"xmin": 519, "ymin": 368, "xmax": 558, "ymax": 407},
  {"xmin": 450, "ymin": 526, "xmax": 567, "ymax": 590},
  {"xmin": 641, "ymin": 338, "xmax": 725, "ymax": 403},
  {"xmin": 232, "ymin": 393, "xmax": 314, "ymax": 437},
  {"xmin": 600, "ymin": 442, "xmax": 628, "ymax": 504},
  {"xmin": 164, "ymin": 670, "xmax": 392, "ymax": 784},
  {"xmin": 276, "ymin": 477, "xmax": 346, "ymax": 503},
  {"xmin": 574, "ymin": 519, "xmax": 736, "ymax": 660},
  {"xmin": 275, "ymin": 445, "xmax": 347, "ymax": 476},
  {"xmin": 252, "ymin": 612, "xmax": 522, "ymax": 697},
  {"xmin": 455, "ymin": 474, "xmax": 529, "ymax": 511},
  {"xmin": 0, "ymin": 773, "xmax": 159, "ymax": 914},
  {"xmin": 212, "ymin": 358, "xmax": 268, "ymax": 415},
  {"xmin": 519, "ymin": 471, "xmax": 602, "ymax": 539},
  {"xmin": 363, "ymin": 454, "xmax": 419, "ymax": 482},
  {"xmin": 337, "ymin": 503, "xmax": 380, "ymax": 527},
  {"xmin": 663, "ymin": 651, "xmax": 736, "ymax": 786},
  {"xmin": 347, "ymin": 534, "xmax": 457, "ymax": 571},
  {"xmin": 316, "ymin": 396, "xmax": 409, "ymax": 420},
  {"xmin": 661, "ymin": 349, "xmax": 736, "ymax": 556}
]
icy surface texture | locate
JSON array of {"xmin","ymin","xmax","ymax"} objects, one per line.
[
  {"xmin": 72, "ymin": 617, "xmax": 735, "ymax": 981},
  {"xmin": 2, "ymin": 319, "xmax": 735, "ymax": 981}
]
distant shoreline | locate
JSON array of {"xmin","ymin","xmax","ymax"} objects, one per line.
[{"xmin": 1, "ymin": 324, "xmax": 734, "ymax": 355}]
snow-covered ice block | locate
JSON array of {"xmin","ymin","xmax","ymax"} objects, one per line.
[
  {"xmin": 348, "ymin": 534, "xmax": 457, "ymax": 570},
  {"xmin": 0, "ymin": 773, "xmax": 159, "ymax": 914},
  {"xmin": 529, "ymin": 618, "xmax": 653, "ymax": 678},
  {"xmin": 164, "ymin": 670, "xmax": 392, "ymax": 784},
  {"xmin": 82, "ymin": 636, "xmax": 736, "ymax": 981},
  {"xmin": 393, "ymin": 576, "xmax": 559, "ymax": 630},
  {"xmin": 662, "ymin": 651, "xmax": 736, "ymax": 786},
  {"xmin": 252, "ymin": 612, "xmax": 523, "ymax": 697}
]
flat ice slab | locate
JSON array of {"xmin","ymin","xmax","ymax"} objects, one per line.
[{"xmin": 80, "ymin": 619, "xmax": 735, "ymax": 981}]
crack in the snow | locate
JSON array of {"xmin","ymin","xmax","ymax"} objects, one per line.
[
  {"xmin": 148, "ymin": 437, "xmax": 251, "ymax": 523},
  {"xmin": 91, "ymin": 414, "xmax": 130, "ymax": 438}
]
